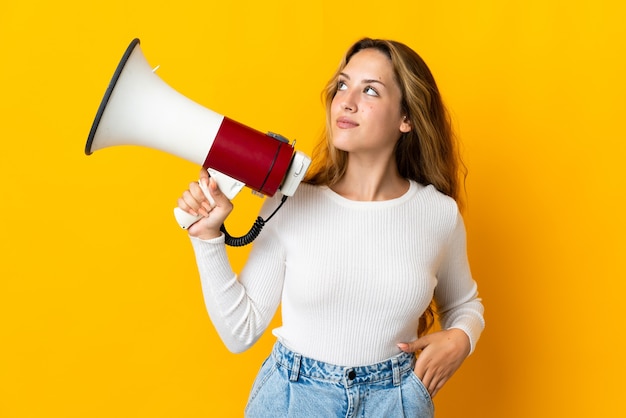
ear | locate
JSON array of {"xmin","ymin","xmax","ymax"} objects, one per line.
[{"xmin": 400, "ymin": 116, "xmax": 412, "ymax": 133}]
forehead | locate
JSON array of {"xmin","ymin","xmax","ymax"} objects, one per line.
[{"xmin": 343, "ymin": 48, "xmax": 396, "ymax": 81}]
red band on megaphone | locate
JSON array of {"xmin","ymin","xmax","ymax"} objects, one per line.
[{"xmin": 204, "ymin": 117, "xmax": 294, "ymax": 197}]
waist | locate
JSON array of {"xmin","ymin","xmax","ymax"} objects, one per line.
[{"xmin": 271, "ymin": 341, "xmax": 416, "ymax": 384}]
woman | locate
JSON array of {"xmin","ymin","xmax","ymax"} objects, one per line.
[{"xmin": 178, "ymin": 38, "xmax": 484, "ymax": 417}]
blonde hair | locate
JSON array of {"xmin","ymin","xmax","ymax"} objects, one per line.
[{"xmin": 305, "ymin": 38, "xmax": 467, "ymax": 336}]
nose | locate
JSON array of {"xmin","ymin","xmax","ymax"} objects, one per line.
[
  {"xmin": 339, "ymin": 89, "xmax": 357, "ymax": 113},
  {"xmin": 341, "ymin": 95, "xmax": 357, "ymax": 112}
]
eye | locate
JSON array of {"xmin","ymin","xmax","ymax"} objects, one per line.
[
  {"xmin": 337, "ymin": 80, "xmax": 348, "ymax": 91},
  {"xmin": 364, "ymin": 86, "xmax": 379, "ymax": 96}
]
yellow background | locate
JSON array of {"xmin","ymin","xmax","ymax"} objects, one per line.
[{"xmin": 1, "ymin": 1, "xmax": 624, "ymax": 417}]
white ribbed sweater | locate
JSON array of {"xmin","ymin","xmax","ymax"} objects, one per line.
[{"xmin": 190, "ymin": 181, "xmax": 484, "ymax": 367}]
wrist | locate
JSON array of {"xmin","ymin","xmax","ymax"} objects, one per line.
[
  {"xmin": 446, "ymin": 328, "xmax": 471, "ymax": 357},
  {"xmin": 189, "ymin": 226, "xmax": 223, "ymax": 241}
]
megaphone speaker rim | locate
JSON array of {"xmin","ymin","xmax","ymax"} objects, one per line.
[{"xmin": 85, "ymin": 38, "xmax": 141, "ymax": 155}]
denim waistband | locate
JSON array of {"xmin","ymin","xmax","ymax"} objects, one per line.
[{"xmin": 271, "ymin": 341, "xmax": 416, "ymax": 387}]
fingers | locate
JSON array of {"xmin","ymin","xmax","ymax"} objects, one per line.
[
  {"xmin": 203, "ymin": 177, "xmax": 236, "ymax": 215},
  {"xmin": 419, "ymin": 366, "xmax": 436, "ymax": 396},
  {"xmin": 418, "ymin": 366, "xmax": 447, "ymax": 398},
  {"xmin": 199, "ymin": 167, "xmax": 210, "ymax": 185},
  {"xmin": 178, "ymin": 176, "xmax": 234, "ymax": 221},
  {"xmin": 406, "ymin": 330, "xmax": 470, "ymax": 398},
  {"xmin": 412, "ymin": 355, "xmax": 444, "ymax": 398},
  {"xmin": 397, "ymin": 335, "xmax": 429, "ymax": 353},
  {"xmin": 430, "ymin": 381, "xmax": 444, "ymax": 398},
  {"xmin": 178, "ymin": 180, "xmax": 214, "ymax": 217}
]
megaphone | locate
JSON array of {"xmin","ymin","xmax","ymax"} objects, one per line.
[{"xmin": 85, "ymin": 38, "xmax": 311, "ymax": 246}]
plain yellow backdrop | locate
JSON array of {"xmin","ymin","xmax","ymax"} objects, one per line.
[{"xmin": 1, "ymin": 1, "xmax": 625, "ymax": 417}]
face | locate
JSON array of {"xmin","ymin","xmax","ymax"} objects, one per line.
[{"xmin": 330, "ymin": 48, "xmax": 411, "ymax": 156}]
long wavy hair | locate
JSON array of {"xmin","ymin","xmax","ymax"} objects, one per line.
[{"xmin": 305, "ymin": 38, "xmax": 467, "ymax": 337}]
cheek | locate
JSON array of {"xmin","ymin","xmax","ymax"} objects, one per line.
[
  {"xmin": 330, "ymin": 98, "xmax": 342, "ymax": 116},
  {"xmin": 361, "ymin": 105, "xmax": 374, "ymax": 114}
]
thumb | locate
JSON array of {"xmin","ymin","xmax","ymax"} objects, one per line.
[
  {"xmin": 204, "ymin": 178, "xmax": 235, "ymax": 219},
  {"xmin": 198, "ymin": 177, "xmax": 225, "ymax": 207},
  {"xmin": 397, "ymin": 335, "xmax": 430, "ymax": 353}
]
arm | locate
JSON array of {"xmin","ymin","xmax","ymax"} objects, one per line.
[
  {"xmin": 190, "ymin": 233, "xmax": 285, "ymax": 353},
  {"xmin": 180, "ymin": 169, "xmax": 285, "ymax": 353},
  {"xmin": 399, "ymin": 211, "xmax": 485, "ymax": 397},
  {"xmin": 435, "ymin": 212, "xmax": 485, "ymax": 353}
]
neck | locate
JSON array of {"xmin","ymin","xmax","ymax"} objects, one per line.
[{"xmin": 331, "ymin": 154, "xmax": 408, "ymax": 201}]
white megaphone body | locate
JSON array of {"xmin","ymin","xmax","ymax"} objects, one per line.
[{"xmin": 86, "ymin": 38, "xmax": 311, "ymax": 245}]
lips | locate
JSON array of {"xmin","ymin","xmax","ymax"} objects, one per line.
[{"xmin": 336, "ymin": 117, "xmax": 359, "ymax": 129}]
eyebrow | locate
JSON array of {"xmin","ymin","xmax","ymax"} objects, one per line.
[{"xmin": 339, "ymin": 72, "xmax": 387, "ymax": 87}]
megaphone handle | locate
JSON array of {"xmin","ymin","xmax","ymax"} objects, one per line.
[
  {"xmin": 173, "ymin": 170, "xmax": 245, "ymax": 229},
  {"xmin": 174, "ymin": 207, "xmax": 203, "ymax": 230}
]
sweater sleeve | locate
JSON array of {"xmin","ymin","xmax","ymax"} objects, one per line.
[
  {"xmin": 189, "ymin": 210, "xmax": 286, "ymax": 353},
  {"xmin": 435, "ymin": 211, "xmax": 485, "ymax": 354}
]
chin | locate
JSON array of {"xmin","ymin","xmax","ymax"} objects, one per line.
[
  {"xmin": 332, "ymin": 141, "xmax": 352, "ymax": 153},
  {"xmin": 331, "ymin": 134, "xmax": 353, "ymax": 153}
]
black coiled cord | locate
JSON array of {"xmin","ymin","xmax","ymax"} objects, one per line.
[
  {"xmin": 220, "ymin": 195, "xmax": 288, "ymax": 247},
  {"xmin": 221, "ymin": 217, "xmax": 265, "ymax": 247}
]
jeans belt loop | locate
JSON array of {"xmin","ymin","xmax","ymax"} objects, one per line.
[
  {"xmin": 289, "ymin": 353, "xmax": 302, "ymax": 382},
  {"xmin": 392, "ymin": 357, "xmax": 401, "ymax": 387}
]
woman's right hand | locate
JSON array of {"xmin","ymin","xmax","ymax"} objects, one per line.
[{"xmin": 177, "ymin": 168, "xmax": 234, "ymax": 240}]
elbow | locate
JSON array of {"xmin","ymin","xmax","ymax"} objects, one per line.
[
  {"xmin": 224, "ymin": 341, "xmax": 253, "ymax": 354},
  {"xmin": 220, "ymin": 331, "xmax": 262, "ymax": 354}
]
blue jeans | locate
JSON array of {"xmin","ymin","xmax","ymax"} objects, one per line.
[{"xmin": 245, "ymin": 342, "xmax": 434, "ymax": 417}]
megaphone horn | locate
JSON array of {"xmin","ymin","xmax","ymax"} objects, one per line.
[{"xmin": 86, "ymin": 38, "xmax": 311, "ymax": 245}]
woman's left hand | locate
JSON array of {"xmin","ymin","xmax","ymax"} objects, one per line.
[{"xmin": 397, "ymin": 328, "xmax": 470, "ymax": 398}]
